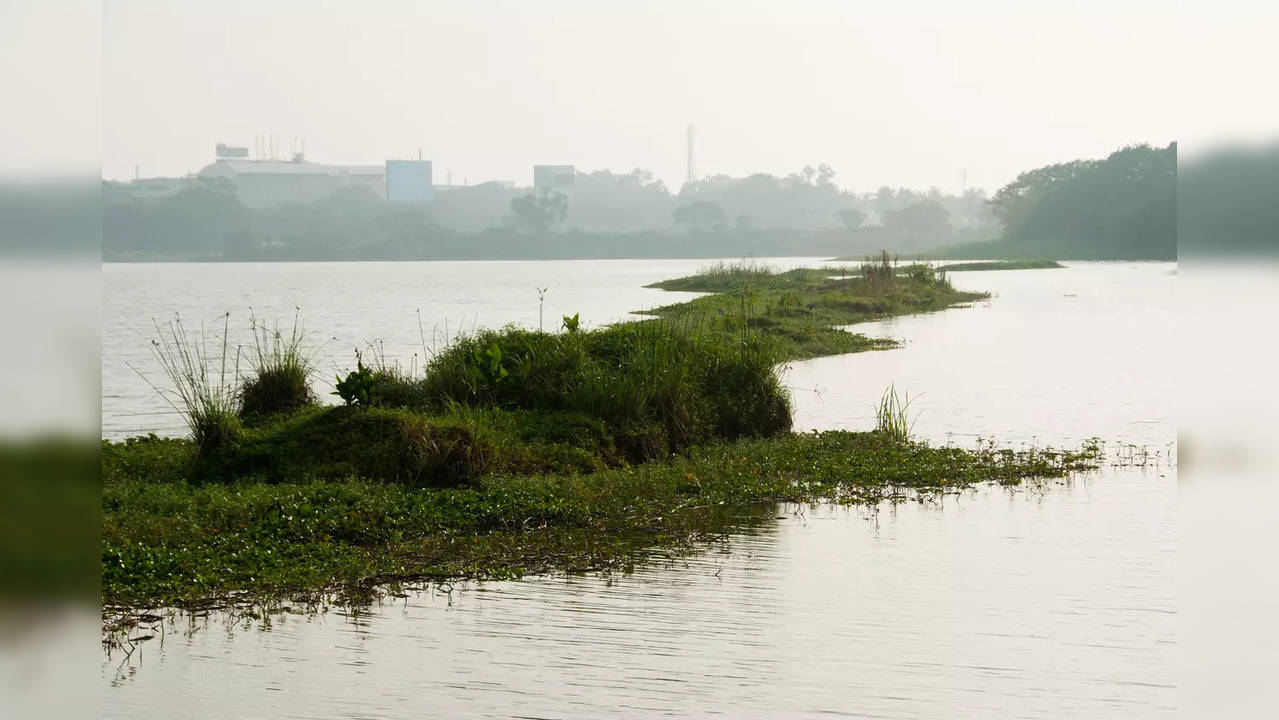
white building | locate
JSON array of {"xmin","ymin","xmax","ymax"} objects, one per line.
[
  {"xmin": 533, "ymin": 165, "xmax": 575, "ymax": 200},
  {"xmin": 197, "ymin": 159, "xmax": 386, "ymax": 207}
]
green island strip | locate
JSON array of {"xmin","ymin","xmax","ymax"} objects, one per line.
[
  {"xmin": 103, "ymin": 255, "xmax": 1097, "ymax": 613},
  {"xmin": 827, "ymin": 257, "xmax": 1063, "ymax": 271},
  {"xmin": 935, "ymin": 259, "xmax": 1063, "ymax": 271}
]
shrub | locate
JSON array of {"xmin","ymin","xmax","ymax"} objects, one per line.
[
  {"xmin": 199, "ymin": 406, "xmax": 491, "ymax": 487},
  {"xmin": 332, "ymin": 353, "xmax": 430, "ymax": 409},
  {"xmin": 418, "ymin": 319, "xmax": 791, "ymax": 457},
  {"xmin": 333, "ymin": 360, "xmax": 379, "ymax": 406},
  {"xmin": 240, "ymin": 313, "xmax": 317, "ymax": 417},
  {"xmin": 368, "ymin": 366, "xmax": 430, "ymax": 408}
]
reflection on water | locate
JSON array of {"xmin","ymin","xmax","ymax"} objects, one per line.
[{"xmin": 102, "ymin": 261, "xmax": 1176, "ymax": 718}]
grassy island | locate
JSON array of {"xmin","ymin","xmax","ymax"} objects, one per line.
[
  {"xmin": 935, "ymin": 259, "xmax": 1063, "ymax": 271},
  {"xmin": 826, "ymin": 257, "xmax": 1063, "ymax": 272},
  {"xmin": 642, "ymin": 254, "xmax": 985, "ymax": 359},
  {"xmin": 103, "ymin": 256, "xmax": 1097, "ymax": 611}
]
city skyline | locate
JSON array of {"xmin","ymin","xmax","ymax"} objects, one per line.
[{"xmin": 99, "ymin": 0, "xmax": 1188, "ymax": 193}]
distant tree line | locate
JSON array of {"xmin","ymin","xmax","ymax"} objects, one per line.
[
  {"xmin": 104, "ymin": 164, "xmax": 998, "ymax": 261},
  {"xmin": 942, "ymin": 143, "xmax": 1176, "ymax": 260},
  {"xmin": 105, "ymin": 146, "xmax": 1178, "ymax": 262},
  {"xmin": 1177, "ymin": 141, "xmax": 1279, "ymax": 256}
]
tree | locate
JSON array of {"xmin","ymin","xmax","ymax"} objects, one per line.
[
  {"xmin": 882, "ymin": 200, "xmax": 951, "ymax": 246},
  {"xmin": 873, "ymin": 186, "xmax": 897, "ymax": 220},
  {"xmin": 507, "ymin": 189, "xmax": 568, "ymax": 234},
  {"xmin": 673, "ymin": 200, "xmax": 726, "ymax": 230},
  {"xmin": 146, "ymin": 175, "xmax": 247, "ymax": 256},
  {"xmin": 985, "ymin": 143, "xmax": 1175, "ymax": 258},
  {"xmin": 566, "ymin": 168, "xmax": 672, "ymax": 232},
  {"xmin": 681, "ymin": 166, "xmax": 851, "ymax": 229},
  {"xmin": 838, "ymin": 207, "xmax": 866, "ymax": 229},
  {"xmin": 431, "ymin": 181, "xmax": 523, "ymax": 232}
]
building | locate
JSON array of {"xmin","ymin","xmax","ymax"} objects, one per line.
[
  {"xmin": 385, "ymin": 160, "xmax": 433, "ymax": 204},
  {"xmin": 128, "ymin": 176, "xmax": 189, "ymax": 201},
  {"xmin": 197, "ymin": 159, "xmax": 387, "ymax": 207},
  {"xmin": 533, "ymin": 165, "xmax": 575, "ymax": 200}
]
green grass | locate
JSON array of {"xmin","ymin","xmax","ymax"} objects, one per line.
[
  {"xmin": 103, "ymin": 254, "xmax": 1097, "ymax": 612},
  {"xmin": 417, "ymin": 321, "xmax": 791, "ymax": 454},
  {"xmin": 103, "ymin": 431, "xmax": 1100, "ymax": 608},
  {"xmin": 131, "ymin": 405, "xmax": 625, "ymax": 487},
  {"xmin": 875, "ymin": 384, "xmax": 917, "ymax": 441},
  {"xmin": 643, "ymin": 258, "xmax": 783, "ymax": 293},
  {"xmin": 827, "ymin": 257, "xmax": 1063, "ymax": 271},
  {"xmin": 936, "ymin": 260, "xmax": 1063, "ymax": 271},
  {"xmin": 642, "ymin": 257, "xmax": 984, "ymax": 361}
]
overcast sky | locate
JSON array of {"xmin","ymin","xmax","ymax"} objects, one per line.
[{"xmin": 81, "ymin": 0, "xmax": 1260, "ymax": 191}]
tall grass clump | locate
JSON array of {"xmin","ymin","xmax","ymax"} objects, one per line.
[
  {"xmin": 701, "ymin": 258, "xmax": 776, "ymax": 284},
  {"xmin": 875, "ymin": 384, "xmax": 917, "ymax": 441},
  {"xmin": 136, "ymin": 313, "xmax": 241, "ymax": 455},
  {"xmin": 859, "ymin": 250, "xmax": 898, "ymax": 292},
  {"xmin": 646, "ymin": 259, "xmax": 780, "ymax": 293},
  {"xmin": 239, "ymin": 310, "xmax": 318, "ymax": 417}
]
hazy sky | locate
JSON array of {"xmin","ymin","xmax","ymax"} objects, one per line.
[{"xmin": 89, "ymin": 0, "xmax": 1258, "ymax": 191}]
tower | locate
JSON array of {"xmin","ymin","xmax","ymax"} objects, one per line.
[{"xmin": 686, "ymin": 124, "xmax": 696, "ymax": 187}]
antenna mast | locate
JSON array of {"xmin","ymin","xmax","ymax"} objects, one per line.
[{"xmin": 685, "ymin": 124, "xmax": 696, "ymax": 187}]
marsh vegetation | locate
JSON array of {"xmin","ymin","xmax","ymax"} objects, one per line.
[{"xmin": 103, "ymin": 256, "xmax": 1098, "ymax": 610}]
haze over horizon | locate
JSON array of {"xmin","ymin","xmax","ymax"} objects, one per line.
[{"xmin": 93, "ymin": 0, "xmax": 1192, "ymax": 193}]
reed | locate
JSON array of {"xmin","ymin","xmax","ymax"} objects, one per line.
[
  {"xmin": 875, "ymin": 383, "xmax": 917, "ymax": 441},
  {"xmin": 134, "ymin": 313, "xmax": 241, "ymax": 455}
]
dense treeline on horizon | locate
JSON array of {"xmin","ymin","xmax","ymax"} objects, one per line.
[
  {"xmin": 941, "ymin": 143, "xmax": 1176, "ymax": 260},
  {"xmin": 102, "ymin": 144, "xmax": 1175, "ymax": 262},
  {"xmin": 1178, "ymin": 142, "xmax": 1279, "ymax": 255}
]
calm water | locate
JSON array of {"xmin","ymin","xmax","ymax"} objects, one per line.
[
  {"xmin": 102, "ymin": 258, "xmax": 806, "ymax": 439},
  {"xmin": 102, "ymin": 260, "xmax": 1176, "ymax": 718}
]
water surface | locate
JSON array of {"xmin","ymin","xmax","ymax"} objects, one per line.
[
  {"xmin": 102, "ymin": 260, "xmax": 1176, "ymax": 718},
  {"xmin": 102, "ymin": 257, "xmax": 807, "ymax": 438}
]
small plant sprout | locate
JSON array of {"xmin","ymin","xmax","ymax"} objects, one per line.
[
  {"xmin": 470, "ymin": 343, "xmax": 508, "ymax": 394},
  {"xmin": 333, "ymin": 351, "xmax": 379, "ymax": 406},
  {"xmin": 561, "ymin": 313, "xmax": 581, "ymax": 333}
]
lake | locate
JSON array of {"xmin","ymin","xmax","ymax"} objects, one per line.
[{"xmin": 102, "ymin": 259, "xmax": 1176, "ymax": 718}]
